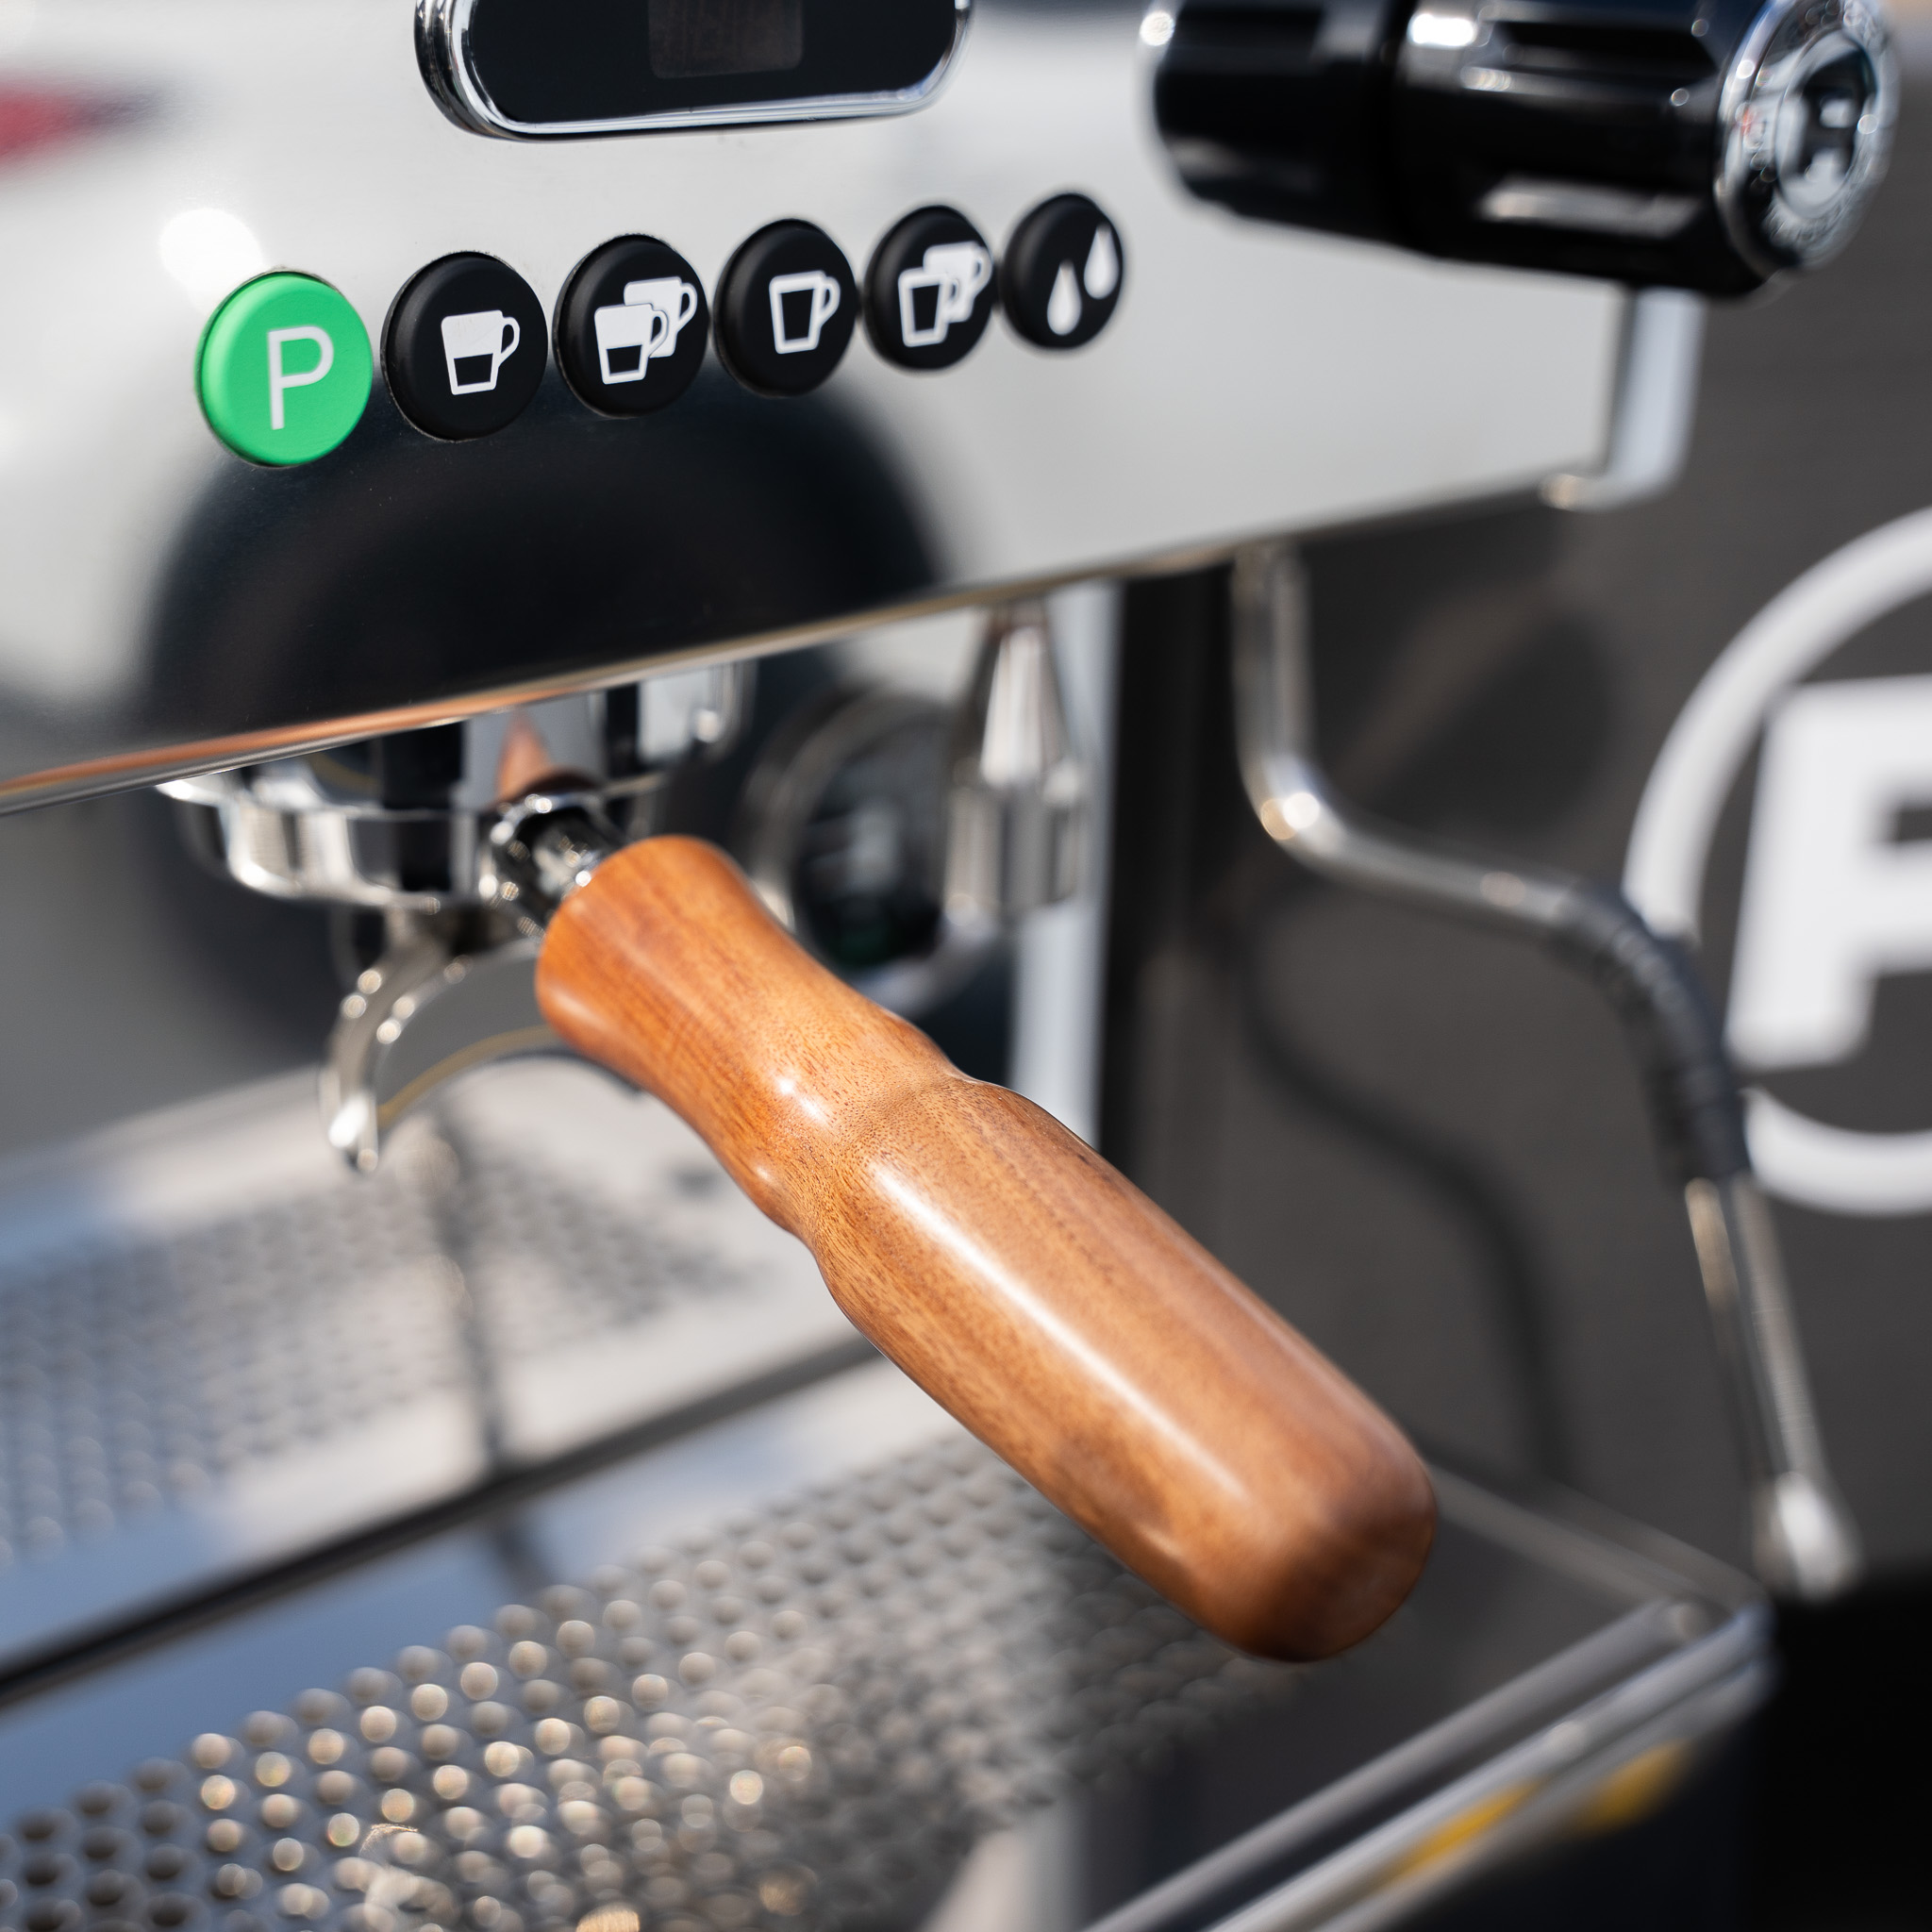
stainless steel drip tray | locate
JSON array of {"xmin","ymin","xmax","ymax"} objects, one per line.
[
  {"xmin": 0, "ymin": 1061, "xmax": 858, "ymax": 1675},
  {"xmin": 0, "ymin": 1359, "xmax": 1770, "ymax": 1932}
]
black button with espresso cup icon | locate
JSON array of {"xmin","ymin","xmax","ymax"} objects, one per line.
[
  {"xmin": 863, "ymin": 207, "xmax": 997, "ymax": 373},
  {"xmin": 715, "ymin": 221, "xmax": 859, "ymax": 398},
  {"xmin": 1000, "ymin": 195, "xmax": 1124, "ymax": 351},
  {"xmin": 385, "ymin": 254, "xmax": 548, "ymax": 441},
  {"xmin": 557, "ymin": 236, "xmax": 710, "ymax": 417}
]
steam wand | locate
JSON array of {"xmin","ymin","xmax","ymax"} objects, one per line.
[{"xmin": 1231, "ymin": 541, "xmax": 1860, "ymax": 1602}]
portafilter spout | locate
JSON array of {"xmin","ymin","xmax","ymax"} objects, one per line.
[{"xmin": 164, "ymin": 663, "xmax": 753, "ymax": 1170}]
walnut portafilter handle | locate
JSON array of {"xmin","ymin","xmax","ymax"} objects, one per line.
[{"xmin": 533, "ymin": 836, "xmax": 1435, "ymax": 1660}]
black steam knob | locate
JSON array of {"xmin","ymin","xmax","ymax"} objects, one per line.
[{"xmin": 1150, "ymin": 0, "xmax": 1897, "ymax": 291}]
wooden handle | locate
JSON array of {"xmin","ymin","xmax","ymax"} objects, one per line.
[{"xmin": 536, "ymin": 838, "xmax": 1434, "ymax": 1659}]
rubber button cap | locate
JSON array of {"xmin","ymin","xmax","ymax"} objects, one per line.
[
  {"xmin": 385, "ymin": 253, "xmax": 547, "ymax": 441},
  {"xmin": 714, "ymin": 221, "xmax": 858, "ymax": 398},
  {"xmin": 556, "ymin": 236, "xmax": 709, "ymax": 417},
  {"xmin": 1000, "ymin": 194, "xmax": 1124, "ymax": 350},
  {"xmin": 863, "ymin": 207, "xmax": 997, "ymax": 372},
  {"xmin": 197, "ymin": 273, "xmax": 373, "ymax": 466}
]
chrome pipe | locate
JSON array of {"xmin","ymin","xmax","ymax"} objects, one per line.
[{"xmin": 1231, "ymin": 540, "xmax": 1861, "ymax": 1600}]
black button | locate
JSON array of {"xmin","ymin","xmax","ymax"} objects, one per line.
[
  {"xmin": 863, "ymin": 207, "xmax": 996, "ymax": 371},
  {"xmin": 1000, "ymin": 194, "xmax": 1124, "ymax": 350},
  {"xmin": 714, "ymin": 221, "xmax": 858, "ymax": 397},
  {"xmin": 556, "ymin": 236, "xmax": 708, "ymax": 416},
  {"xmin": 383, "ymin": 254, "xmax": 546, "ymax": 441}
]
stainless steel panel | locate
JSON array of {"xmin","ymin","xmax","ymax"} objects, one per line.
[{"xmin": 0, "ymin": 0, "xmax": 1622, "ymax": 808}]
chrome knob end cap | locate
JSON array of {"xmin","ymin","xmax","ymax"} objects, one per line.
[{"xmin": 1718, "ymin": 0, "xmax": 1899, "ymax": 281}]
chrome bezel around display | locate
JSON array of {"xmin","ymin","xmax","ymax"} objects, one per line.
[{"xmin": 416, "ymin": 0, "xmax": 972, "ymax": 140}]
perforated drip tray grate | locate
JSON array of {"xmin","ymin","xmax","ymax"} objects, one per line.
[
  {"xmin": 0, "ymin": 1072, "xmax": 1772, "ymax": 1931},
  {"xmin": 0, "ymin": 1359, "xmax": 1769, "ymax": 1932},
  {"xmin": 0, "ymin": 1062, "xmax": 856, "ymax": 1672},
  {"xmin": 0, "ymin": 1424, "xmax": 1304, "ymax": 1932}
]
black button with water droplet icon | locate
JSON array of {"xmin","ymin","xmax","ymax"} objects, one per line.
[{"xmin": 1000, "ymin": 194, "xmax": 1124, "ymax": 351}]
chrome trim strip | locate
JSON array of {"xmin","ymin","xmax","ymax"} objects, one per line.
[
  {"xmin": 0, "ymin": 525, "xmax": 1271, "ymax": 820},
  {"xmin": 1206, "ymin": 1653, "xmax": 1771, "ymax": 1932},
  {"xmin": 1087, "ymin": 1469, "xmax": 1769, "ymax": 1932}
]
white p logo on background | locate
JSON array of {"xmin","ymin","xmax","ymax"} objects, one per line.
[
  {"xmin": 267, "ymin": 324, "xmax": 333, "ymax": 430},
  {"xmin": 1627, "ymin": 505, "xmax": 1932, "ymax": 1214},
  {"xmin": 1730, "ymin": 675, "xmax": 1932, "ymax": 1071}
]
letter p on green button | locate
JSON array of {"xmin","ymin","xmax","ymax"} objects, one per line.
[{"xmin": 197, "ymin": 273, "xmax": 373, "ymax": 466}]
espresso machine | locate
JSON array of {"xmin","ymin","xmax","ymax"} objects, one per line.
[{"xmin": 0, "ymin": 0, "xmax": 1898, "ymax": 1924}]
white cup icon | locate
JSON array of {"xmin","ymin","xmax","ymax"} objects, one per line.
[
  {"xmin": 896, "ymin": 242, "xmax": 992, "ymax": 348},
  {"xmin": 593, "ymin": 299, "xmax": 671, "ymax": 384},
  {"xmin": 440, "ymin": 308, "xmax": 521, "ymax": 395},
  {"xmin": 769, "ymin": 270, "xmax": 841, "ymax": 355},
  {"xmin": 622, "ymin": 277, "xmax": 699, "ymax": 358},
  {"xmin": 765, "ymin": 270, "xmax": 841, "ymax": 357},
  {"xmin": 924, "ymin": 242, "xmax": 992, "ymax": 318}
]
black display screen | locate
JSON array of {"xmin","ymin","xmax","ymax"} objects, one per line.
[
  {"xmin": 466, "ymin": 0, "xmax": 963, "ymax": 128},
  {"xmin": 648, "ymin": 0, "xmax": 802, "ymax": 78}
]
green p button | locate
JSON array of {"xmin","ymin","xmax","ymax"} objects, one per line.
[{"xmin": 196, "ymin": 273, "xmax": 373, "ymax": 466}]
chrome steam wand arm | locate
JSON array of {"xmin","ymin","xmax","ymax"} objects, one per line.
[{"xmin": 1231, "ymin": 541, "xmax": 1860, "ymax": 1601}]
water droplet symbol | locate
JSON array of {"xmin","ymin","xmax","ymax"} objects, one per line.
[
  {"xmin": 1046, "ymin": 261, "xmax": 1082, "ymax": 336},
  {"xmin": 1083, "ymin": 225, "xmax": 1120, "ymax": 299}
]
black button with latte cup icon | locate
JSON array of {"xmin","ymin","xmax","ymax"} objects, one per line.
[
  {"xmin": 384, "ymin": 253, "xmax": 548, "ymax": 440},
  {"xmin": 1000, "ymin": 195, "xmax": 1124, "ymax": 350},
  {"xmin": 863, "ymin": 207, "xmax": 998, "ymax": 372},
  {"xmin": 556, "ymin": 236, "xmax": 710, "ymax": 416},
  {"xmin": 715, "ymin": 221, "xmax": 860, "ymax": 398}
]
